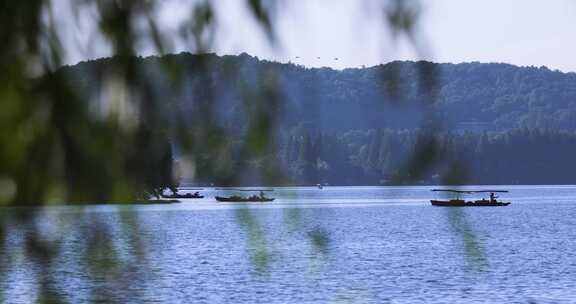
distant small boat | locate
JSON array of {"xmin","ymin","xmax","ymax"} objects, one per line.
[
  {"xmin": 430, "ymin": 189, "xmax": 511, "ymax": 207},
  {"xmin": 215, "ymin": 189, "xmax": 275, "ymax": 202},
  {"xmin": 162, "ymin": 191, "xmax": 204, "ymax": 199},
  {"xmin": 317, "ymin": 184, "xmax": 323, "ymax": 189},
  {"xmin": 215, "ymin": 196, "xmax": 275, "ymax": 203},
  {"xmin": 430, "ymin": 200, "xmax": 510, "ymax": 207}
]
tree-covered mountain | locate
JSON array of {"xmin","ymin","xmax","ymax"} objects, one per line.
[
  {"xmin": 60, "ymin": 52, "xmax": 576, "ymax": 133},
  {"xmin": 57, "ymin": 53, "xmax": 576, "ymax": 185}
]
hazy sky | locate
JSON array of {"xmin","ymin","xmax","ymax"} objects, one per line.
[{"xmin": 64, "ymin": 0, "xmax": 576, "ymax": 72}]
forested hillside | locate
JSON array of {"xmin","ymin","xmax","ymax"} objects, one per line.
[
  {"xmin": 58, "ymin": 53, "xmax": 576, "ymax": 185},
  {"xmin": 60, "ymin": 52, "xmax": 576, "ymax": 132},
  {"xmin": 278, "ymin": 128, "xmax": 576, "ymax": 185}
]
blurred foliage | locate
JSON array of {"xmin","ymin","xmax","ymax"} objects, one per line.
[
  {"xmin": 445, "ymin": 208, "xmax": 489, "ymax": 272},
  {"xmin": 0, "ymin": 0, "xmax": 491, "ymax": 302},
  {"xmin": 0, "ymin": 0, "xmax": 441, "ymax": 205}
]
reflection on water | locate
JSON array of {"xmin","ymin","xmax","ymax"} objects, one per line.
[
  {"xmin": 1, "ymin": 186, "xmax": 576, "ymax": 303},
  {"xmin": 444, "ymin": 208, "xmax": 488, "ymax": 272}
]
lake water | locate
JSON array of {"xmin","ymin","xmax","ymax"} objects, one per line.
[{"xmin": 2, "ymin": 185, "xmax": 576, "ymax": 303}]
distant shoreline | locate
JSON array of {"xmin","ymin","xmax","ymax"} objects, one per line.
[{"xmin": 180, "ymin": 183, "xmax": 576, "ymax": 188}]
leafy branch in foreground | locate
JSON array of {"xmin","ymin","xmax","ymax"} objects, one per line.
[{"xmin": 0, "ymin": 1, "xmax": 489, "ymax": 302}]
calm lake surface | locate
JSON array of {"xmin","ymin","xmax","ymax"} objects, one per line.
[{"xmin": 3, "ymin": 185, "xmax": 576, "ymax": 303}]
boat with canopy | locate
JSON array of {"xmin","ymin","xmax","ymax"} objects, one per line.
[
  {"xmin": 162, "ymin": 188, "xmax": 205, "ymax": 199},
  {"xmin": 215, "ymin": 189, "xmax": 275, "ymax": 202},
  {"xmin": 430, "ymin": 189, "xmax": 511, "ymax": 207}
]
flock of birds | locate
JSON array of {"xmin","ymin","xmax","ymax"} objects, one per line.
[{"xmin": 294, "ymin": 56, "xmax": 339, "ymax": 60}]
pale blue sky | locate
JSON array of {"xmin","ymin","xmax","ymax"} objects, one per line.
[{"xmin": 63, "ymin": 0, "xmax": 576, "ymax": 72}]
